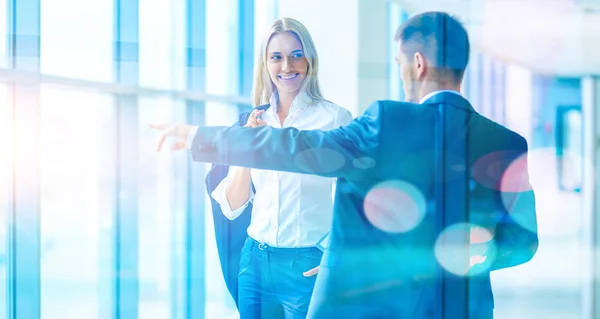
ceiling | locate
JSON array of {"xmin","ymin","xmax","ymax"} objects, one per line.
[{"xmin": 395, "ymin": 0, "xmax": 600, "ymax": 76}]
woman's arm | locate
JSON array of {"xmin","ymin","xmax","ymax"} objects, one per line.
[
  {"xmin": 209, "ymin": 108, "xmax": 267, "ymax": 219},
  {"xmin": 224, "ymin": 166, "xmax": 253, "ymax": 211},
  {"xmin": 210, "ymin": 169, "xmax": 254, "ymax": 220},
  {"xmin": 225, "ymin": 108, "xmax": 267, "ymax": 210}
]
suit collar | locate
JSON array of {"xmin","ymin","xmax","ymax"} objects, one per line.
[
  {"xmin": 256, "ymin": 103, "xmax": 270, "ymax": 111},
  {"xmin": 419, "ymin": 90, "xmax": 461, "ymax": 104},
  {"xmin": 421, "ymin": 91, "xmax": 474, "ymax": 112}
]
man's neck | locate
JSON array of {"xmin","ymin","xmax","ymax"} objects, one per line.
[{"xmin": 419, "ymin": 82, "xmax": 461, "ymax": 101}]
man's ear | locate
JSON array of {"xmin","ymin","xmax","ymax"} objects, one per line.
[{"xmin": 414, "ymin": 52, "xmax": 427, "ymax": 79}]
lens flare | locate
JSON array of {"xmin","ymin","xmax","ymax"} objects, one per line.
[
  {"xmin": 353, "ymin": 157, "xmax": 376, "ymax": 169},
  {"xmin": 363, "ymin": 180, "xmax": 426, "ymax": 233},
  {"xmin": 434, "ymin": 223, "xmax": 497, "ymax": 276},
  {"xmin": 501, "ymin": 148, "xmax": 589, "ymax": 236}
]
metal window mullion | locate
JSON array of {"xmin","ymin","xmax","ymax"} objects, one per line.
[
  {"xmin": 237, "ymin": 0, "xmax": 254, "ymax": 113},
  {"xmin": 113, "ymin": 0, "xmax": 139, "ymax": 318},
  {"xmin": 7, "ymin": 0, "xmax": 41, "ymax": 318},
  {"xmin": 581, "ymin": 76, "xmax": 600, "ymax": 319},
  {"xmin": 185, "ymin": 0, "xmax": 206, "ymax": 318}
]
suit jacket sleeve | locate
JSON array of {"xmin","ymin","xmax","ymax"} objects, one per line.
[
  {"xmin": 491, "ymin": 137, "xmax": 539, "ymax": 270},
  {"xmin": 191, "ymin": 102, "xmax": 382, "ymax": 180}
]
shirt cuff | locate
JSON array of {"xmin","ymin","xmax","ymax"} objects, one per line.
[
  {"xmin": 186, "ymin": 126, "xmax": 199, "ymax": 149},
  {"xmin": 210, "ymin": 177, "xmax": 254, "ymax": 220}
]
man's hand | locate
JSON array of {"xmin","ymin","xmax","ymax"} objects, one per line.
[
  {"xmin": 149, "ymin": 123, "xmax": 195, "ymax": 152},
  {"xmin": 303, "ymin": 266, "xmax": 319, "ymax": 277}
]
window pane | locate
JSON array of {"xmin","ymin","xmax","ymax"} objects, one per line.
[
  {"xmin": 0, "ymin": 84, "xmax": 9, "ymax": 319},
  {"xmin": 204, "ymin": 1, "xmax": 243, "ymax": 312},
  {"xmin": 254, "ymin": 0, "xmax": 277, "ymax": 47},
  {"xmin": 0, "ymin": 0, "xmax": 7, "ymax": 68},
  {"xmin": 139, "ymin": 0, "xmax": 186, "ymax": 90},
  {"xmin": 40, "ymin": 0, "xmax": 113, "ymax": 81},
  {"xmin": 563, "ymin": 110, "xmax": 583, "ymax": 190},
  {"xmin": 40, "ymin": 86, "xmax": 115, "ymax": 319},
  {"xmin": 387, "ymin": 1, "xmax": 401, "ymax": 101},
  {"xmin": 203, "ymin": 1, "xmax": 259, "ymax": 316},
  {"xmin": 206, "ymin": 0, "xmax": 239, "ymax": 97},
  {"xmin": 505, "ymin": 64, "xmax": 533, "ymax": 142},
  {"xmin": 137, "ymin": 97, "xmax": 186, "ymax": 319},
  {"xmin": 203, "ymin": 101, "xmax": 239, "ymax": 318}
]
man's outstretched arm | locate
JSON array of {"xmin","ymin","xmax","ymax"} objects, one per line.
[{"xmin": 153, "ymin": 102, "xmax": 381, "ymax": 180}]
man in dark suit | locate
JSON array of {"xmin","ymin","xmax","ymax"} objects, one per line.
[{"xmin": 153, "ymin": 11, "xmax": 538, "ymax": 318}]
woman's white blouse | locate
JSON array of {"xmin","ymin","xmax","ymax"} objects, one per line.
[{"xmin": 210, "ymin": 92, "xmax": 353, "ymax": 248}]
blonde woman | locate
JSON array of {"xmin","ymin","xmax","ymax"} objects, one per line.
[{"xmin": 207, "ymin": 18, "xmax": 352, "ymax": 319}]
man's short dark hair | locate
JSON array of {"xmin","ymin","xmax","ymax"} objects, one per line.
[{"xmin": 394, "ymin": 11, "xmax": 470, "ymax": 82}]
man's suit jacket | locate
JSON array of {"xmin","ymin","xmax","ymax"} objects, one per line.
[
  {"xmin": 204, "ymin": 104, "xmax": 270, "ymax": 308},
  {"xmin": 192, "ymin": 92, "xmax": 538, "ymax": 318}
]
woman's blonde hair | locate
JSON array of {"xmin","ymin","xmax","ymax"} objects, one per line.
[{"xmin": 251, "ymin": 17, "xmax": 324, "ymax": 107}]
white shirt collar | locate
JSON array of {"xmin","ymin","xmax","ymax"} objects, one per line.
[
  {"xmin": 268, "ymin": 90, "xmax": 312, "ymax": 113},
  {"xmin": 419, "ymin": 90, "xmax": 463, "ymax": 104}
]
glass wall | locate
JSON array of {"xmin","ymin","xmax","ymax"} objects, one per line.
[
  {"xmin": 0, "ymin": 0, "xmax": 6, "ymax": 68},
  {"xmin": 138, "ymin": 0, "xmax": 186, "ymax": 91},
  {"xmin": 386, "ymin": 1, "xmax": 406, "ymax": 102},
  {"xmin": 0, "ymin": 1, "xmax": 10, "ymax": 313},
  {"xmin": 40, "ymin": 0, "xmax": 113, "ymax": 82},
  {"xmin": 39, "ymin": 87, "xmax": 115, "ymax": 319},
  {"xmin": 38, "ymin": 0, "xmax": 114, "ymax": 316},
  {"xmin": 0, "ymin": 84, "xmax": 9, "ymax": 319},
  {"xmin": 3, "ymin": 0, "xmax": 267, "ymax": 317},
  {"xmin": 137, "ymin": 97, "xmax": 186, "ymax": 319},
  {"xmin": 204, "ymin": 2, "xmax": 244, "ymax": 316},
  {"xmin": 136, "ymin": 0, "xmax": 187, "ymax": 317}
]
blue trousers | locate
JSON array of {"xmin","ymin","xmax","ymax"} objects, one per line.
[{"xmin": 238, "ymin": 237, "xmax": 322, "ymax": 319}]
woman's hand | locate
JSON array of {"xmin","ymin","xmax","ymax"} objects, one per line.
[{"xmin": 244, "ymin": 109, "xmax": 267, "ymax": 128}]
